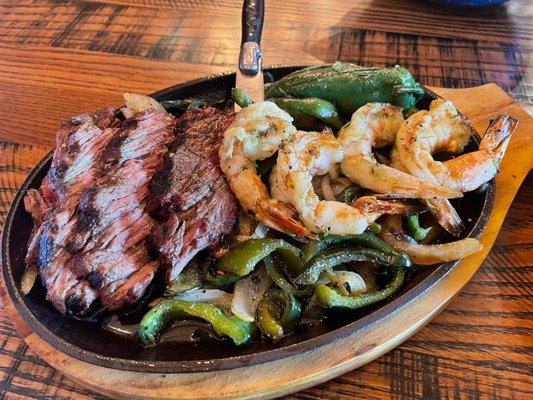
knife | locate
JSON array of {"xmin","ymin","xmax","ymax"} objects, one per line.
[{"xmin": 235, "ymin": 0, "xmax": 265, "ymax": 110}]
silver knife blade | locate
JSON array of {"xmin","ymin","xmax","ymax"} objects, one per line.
[{"xmin": 235, "ymin": 41, "xmax": 264, "ymax": 110}]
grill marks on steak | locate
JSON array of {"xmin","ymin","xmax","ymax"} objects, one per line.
[
  {"xmin": 72, "ymin": 110, "xmax": 176, "ymax": 310},
  {"xmin": 150, "ymin": 107, "xmax": 239, "ymax": 282},
  {"xmin": 24, "ymin": 104, "xmax": 238, "ymax": 315},
  {"xmin": 24, "ymin": 109, "xmax": 175, "ymax": 314},
  {"xmin": 25, "ymin": 109, "xmax": 119, "ymax": 314}
]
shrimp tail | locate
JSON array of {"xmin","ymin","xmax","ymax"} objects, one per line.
[
  {"xmin": 383, "ymin": 167, "xmax": 463, "ymax": 199},
  {"xmin": 257, "ymin": 199, "xmax": 315, "ymax": 239},
  {"xmin": 480, "ymin": 115, "xmax": 517, "ymax": 153},
  {"xmin": 425, "ymin": 198, "xmax": 463, "ymax": 237},
  {"xmin": 352, "ymin": 196, "xmax": 425, "ymax": 215}
]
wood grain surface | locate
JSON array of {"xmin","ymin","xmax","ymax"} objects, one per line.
[{"xmin": 0, "ymin": 0, "xmax": 531, "ymax": 399}]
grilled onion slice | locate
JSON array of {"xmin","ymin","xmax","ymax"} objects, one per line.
[{"xmin": 380, "ymin": 216, "xmax": 482, "ymax": 265}]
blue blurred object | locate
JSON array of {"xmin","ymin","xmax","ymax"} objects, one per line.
[{"xmin": 428, "ymin": 0, "xmax": 508, "ymax": 7}]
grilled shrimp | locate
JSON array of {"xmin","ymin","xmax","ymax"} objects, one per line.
[
  {"xmin": 390, "ymin": 144, "xmax": 463, "ymax": 236},
  {"xmin": 338, "ymin": 103, "xmax": 461, "ymax": 199},
  {"xmin": 219, "ymin": 101, "xmax": 312, "ymax": 237},
  {"xmin": 395, "ymin": 99, "xmax": 517, "ymax": 234},
  {"xmin": 270, "ymin": 130, "xmax": 419, "ymax": 235}
]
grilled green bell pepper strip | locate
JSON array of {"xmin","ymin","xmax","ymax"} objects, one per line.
[
  {"xmin": 200, "ymin": 254, "xmax": 241, "ymax": 287},
  {"xmin": 232, "ymin": 88, "xmax": 254, "ymax": 108},
  {"xmin": 367, "ymin": 222, "xmax": 382, "ymax": 234},
  {"xmin": 139, "ymin": 299, "xmax": 256, "ymax": 346},
  {"xmin": 315, "ymin": 265, "xmax": 405, "ymax": 309},
  {"xmin": 406, "ymin": 214, "xmax": 432, "ymax": 242},
  {"xmin": 296, "ymin": 246, "xmax": 411, "ymax": 285},
  {"xmin": 336, "ymin": 184, "xmax": 363, "ymax": 204},
  {"xmin": 217, "ymin": 238, "xmax": 304, "ymax": 277},
  {"xmin": 264, "ymin": 256, "xmax": 313, "ymax": 297},
  {"xmin": 256, "ymin": 288, "xmax": 301, "ymax": 340},
  {"xmin": 203, "ymin": 269, "xmax": 241, "ymax": 287},
  {"xmin": 271, "ymin": 97, "xmax": 343, "ymax": 130},
  {"xmin": 301, "ymin": 233, "xmax": 401, "ymax": 263},
  {"xmin": 265, "ymin": 62, "xmax": 424, "ymax": 115},
  {"xmin": 164, "ymin": 265, "xmax": 202, "ymax": 297}
]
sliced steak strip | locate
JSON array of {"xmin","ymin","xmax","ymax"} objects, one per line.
[
  {"xmin": 150, "ymin": 107, "xmax": 239, "ymax": 282},
  {"xmin": 73, "ymin": 110, "xmax": 176, "ymax": 311},
  {"xmin": 24, "ymin": 109, "xmax": 119, "ymax": 314}
]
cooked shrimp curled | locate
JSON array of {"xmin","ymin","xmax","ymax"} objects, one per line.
[
  {"xmin": 219, "ymin": 101, "xmax": 311, "ymax": 237},
  {"xmin": 270, "ymin": 130, "xmax": 419, "ymax": 235}
]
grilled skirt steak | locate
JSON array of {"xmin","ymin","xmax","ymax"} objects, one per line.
[
  {"xmin": 25, "ymin": 109, "xmax": 175, "ymax": 314},
  {"xmin": 25, "ymin": 109, "xmax": 119, "ymax": 314},
  {"xmin": 150, "ymin": 107, "xmax": 239, "ymax": 282}
]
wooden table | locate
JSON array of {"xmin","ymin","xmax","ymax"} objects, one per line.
[{"xmin": 0, "ymin": 0, "xmax": 531, "ymax": 398}]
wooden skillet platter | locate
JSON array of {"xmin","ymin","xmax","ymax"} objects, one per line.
[{"xmin": 0, "ymin": 66, "xmax": 531, "ymax": 399}]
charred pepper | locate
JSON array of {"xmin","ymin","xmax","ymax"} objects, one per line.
[
  {"xmin": 256, "ymin": 288, "xmax": 301, "ymax": 340},
  {"xmin": 266, "ymin": 62, "xmax": 424, "ymax": 115},
  {"xmin": 297, "ymin": 246, "xmax": 411, "ymax": 285},
  {"xmin": 406, "ymin": 214, "xmax": 432, "ymax": 242},
  {"xmin": 217, "ymin": 238, "xmax": 304, "ymax": 277},
  {"xmin": 301, "ymin": 233, "xmax": 403, "ymax": 263},
  {"xmin": 271, "ymin": 97, "xmax": 343, "ymax": 130},
  {"xmin": 139, "ymin": 299, "xmax": 256, "ymax": 346},
  {"xmin": 315, "ymin": 265, "xmax": 405, "ymax": 309}
]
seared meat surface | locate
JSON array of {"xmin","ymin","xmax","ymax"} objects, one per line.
[
  {"xmin": 24, "ymin": 109, "xmax": 175, "ymax": 314},
  {"xmin": 150, "ymin": 107, "xmax": 239, "ymax": 282},
  {"xmin": 25, "ymin": 109, "xmax": 119, "ymax": 314},
  {"xmin": 24, "ymin": 103, "xmax": 238, "ymax": 314}
]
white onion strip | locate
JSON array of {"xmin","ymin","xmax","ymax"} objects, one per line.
[{"xmin": 380, "ymin": 215, "xmax": 482, "ymax": 265}]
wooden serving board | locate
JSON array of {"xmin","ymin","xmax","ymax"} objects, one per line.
[{"xmin": 1, "ymin": 84, "xmax": 532, "ymax": 400}]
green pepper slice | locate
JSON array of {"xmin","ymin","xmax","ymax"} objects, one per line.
[
  {"xmin": 139, "ymin": 299, "xmax": 256, "ymax": 346},
  {"xmin": 367, "ymin": 222, "xmax": 382, "ymax": 234},
  {"xmin": 336, "ymin": 184, "xmax": 363, "ymax": 204},
  {"xmin": 271, "ymin": 97, "xmax": 344, "ymax": 130},
  {"xmin": 164, "ymin": 264, "xmax": 202, "ymax": 297},
  {"xmin": 315, "ymin": 265, "xmax": 405, "ymax": 309},
  {"xmin": 406, "ymin": 214, "xmax": 432, "ymax": 242},
  {"xmin": 301, "ymin": 233, "xmax": 399, "ymax": 263},
  {"xmin": 296, "ymin": 246, "xmax": 411, "ymax": 285},
  {"xmin": 256, "ymin": 288, "xmax": 301, "ymax": 340},
  {"xmin": 232, "ymin": 88, "xmax": 254, "ymax": 108},
  {"xmin": 201, "ymin": 254, "xmax": 241, "ymax": 287},
  {"xmin": 264, "ymin": 255, "xmax": 313, "ymax": 297},
  {"xmin": 217, "ymin": 238, "xmax": 304, "ymax": 277}
]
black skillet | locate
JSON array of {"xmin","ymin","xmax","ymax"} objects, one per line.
[{"xmin": 1, "ymin": 65, "xmax": 494, "ymax": 373}]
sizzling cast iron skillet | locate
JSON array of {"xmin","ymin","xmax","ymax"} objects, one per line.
[{"xmin": 1, "ymin": 66, "xmax": 494, "ymax": 373}]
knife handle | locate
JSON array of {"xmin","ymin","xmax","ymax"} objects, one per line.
[
  {"xmin": 239, "ymin": 0, "xmax": 264, "ymax": 75},
  {"xmin": 241, "ymin": 0, "xmax": 264, "ymax": 45}
]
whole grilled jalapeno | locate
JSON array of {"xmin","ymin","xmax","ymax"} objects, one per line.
[
  {"xmin": 139, "ymin": 299, "xmax": 256, "ymax": 346},
  {"xmin": 270, "ymin": 97, "xmax": 344, "ymax": 130},
  {"xmin": 296, "ymin": 246, "xmax": 411, "ymax": 285},
  {"xmin": 256, "ymin": 288, "xmax": 301, "ymax": 340},
  {"xmin": 315, "ymin": 265, "xmax": 405, "ymax": 309},
  {"xmin": 217, "ymin": 238, "xmax": 304, "ymax": 277},
  {"xmin": 265, "ymin": 62, "xmax": 425, "ymax": 115}
]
